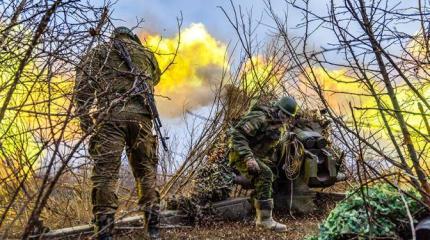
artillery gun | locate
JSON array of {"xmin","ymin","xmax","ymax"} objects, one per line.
[
  {"xmin": 230, "ymin": 109, "xmax": 346, "ymax": 214},
  {"xmin": 162, "ymin": 109, "xmax": 347, "ymax": 222},
  {"xmin": 271, "ymin": 109, "xmax": 346, "ymax": 213}
]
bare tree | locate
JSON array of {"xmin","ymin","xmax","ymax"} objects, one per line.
[
  {"xmin": 264, "ymin": 0, "xmax": 430, "ymax": 207},
  {"xmin": 0, "ymin": 1, "xmax": 115, "ymax": 237}
]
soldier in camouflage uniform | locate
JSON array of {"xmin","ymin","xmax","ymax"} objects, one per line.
[
  {"xmin": 228, "ymin": 96, "xmax": 298, "ymax": 232},
  {"xmin": 74, "ymin": 27, "xmax": 162, "ymax": 240}
]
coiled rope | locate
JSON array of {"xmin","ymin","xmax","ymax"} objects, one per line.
[{"xmin": 281, "ymin": 137, "xmax": 305, "ymax": 180}]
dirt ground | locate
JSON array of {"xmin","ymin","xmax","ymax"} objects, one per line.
[
  {"xmin": 160, "ymin": 214, "xmax": 323, "ymax": 240},
  {"xmin": 117, "ymin": 211, "xmax": 327, "ymax": 240},
  {"xmin": 115, "ymin": 194, "xmax": 338, "ymax": 240}
]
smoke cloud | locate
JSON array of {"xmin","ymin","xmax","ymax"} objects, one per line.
[{"xmin": 140, "ymin": 23, "xmax": 227, "ymax": 117}]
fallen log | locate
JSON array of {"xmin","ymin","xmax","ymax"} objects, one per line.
[{"xmin": 29, "ymin": 210, "xmax": 188, "ymax": 239}]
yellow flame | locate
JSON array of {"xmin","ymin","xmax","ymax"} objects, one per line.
[
  {"xmin": 240, "ymin": 55, "xmax": 280, "ymax": 94},
  {"xmin": 301, "ymin": 65, "xmax": 429, "ymax": 156},
  {"xmin": 301, "ymin": 67, "xmax": 366, "ymax": 110},
  {"xmin": 141, "ymin": 23, "xmax": 228, "ymax": 117}
]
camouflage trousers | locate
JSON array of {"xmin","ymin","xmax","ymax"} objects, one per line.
[
  {"xmin": 89, "ymin": 112, "xmax": 159, "ymax": 215},
  {"xmin": 229, "ymin": 152, "xmax": 276, "ymax": 200}
]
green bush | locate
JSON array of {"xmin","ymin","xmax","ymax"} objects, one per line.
[{"xmin": 308, "ymin": 184, "xmax": 422, "ymax": 240}]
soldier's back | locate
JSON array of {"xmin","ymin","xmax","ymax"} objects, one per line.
[{"xmin": 83, "ymin": 38, "xmax": 161, "ymax": 116}]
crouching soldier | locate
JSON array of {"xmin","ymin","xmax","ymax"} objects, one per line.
[
  {"xmin": 228, "ymin": 96, "xmax": 298, "ymax": 232},
  {"xmin": 74, "ymin": 27, "xmax": 162, "ymax": 239}
]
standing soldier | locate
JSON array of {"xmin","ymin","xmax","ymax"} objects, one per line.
[
  {"xmin": 228, "ymin": 96, "xmax": 298, "ymax": 232},
  {"xmin": 74, "ymin": 27, "xmax": 162, "ymax": 240}
]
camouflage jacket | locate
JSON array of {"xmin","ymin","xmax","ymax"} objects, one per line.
[
  {"xmin": 229, "ymin": 105, "xmax": 286, "ymax": 163},
  {"xmin": 74, "ymin": 37, "xmax": 161, "ymax": 119}
]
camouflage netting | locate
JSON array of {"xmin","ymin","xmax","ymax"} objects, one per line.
[
  {"xmin": 189, "ymin": 157, "xmax": 235, "ymax": 204},
  {"xmin": 165, "ymin": 135, "xmax": 236, "ymax": 223},
  {"xmin": 306, "ymin": 184, "xmax": 426, "ymax": 240}
]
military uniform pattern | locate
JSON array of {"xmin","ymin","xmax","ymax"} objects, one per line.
[
  {"xmin": 229, "ymin": 106, "xmax": 285, "ymax": 200},
  {"xmin": 74, "ymin": 37, "xmax": 161, "ymax": 117},
  {"xmin": 74, "ymin": 37, "xmax": 161, "ymax": 215}
]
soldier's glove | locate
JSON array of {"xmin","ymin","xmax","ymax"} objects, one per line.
[{"xmin": 245, "ymin": 156, "xmax": 260, "ymax": 175}]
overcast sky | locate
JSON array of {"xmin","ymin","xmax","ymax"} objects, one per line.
[{"xmin": 111, "ymin": 0, "xmax": 340, "ymax": 44}]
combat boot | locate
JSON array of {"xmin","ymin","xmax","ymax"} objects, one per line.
[
  {"xmin": 254, "ymin": 199, "xmax": 287, "ymax": 232},
  {"xmin": 94, "ymin": 213, "xmax": 115, "ymax": 240},
  {"xmin": 143, "ymin": 204, "xmax": 161, "ymax": 240}
]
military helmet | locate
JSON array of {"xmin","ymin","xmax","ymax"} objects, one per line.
[
  {"xmin": 112, "ymin": 26, "xmax": 141, "ymax": 43},
  {"xmin": 275, "ymin": 96, "xmax": 298, "ymax": 117},
  {"xmin": 112, "ymin": 26, "xmax": 134, "ymax": 38}
]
